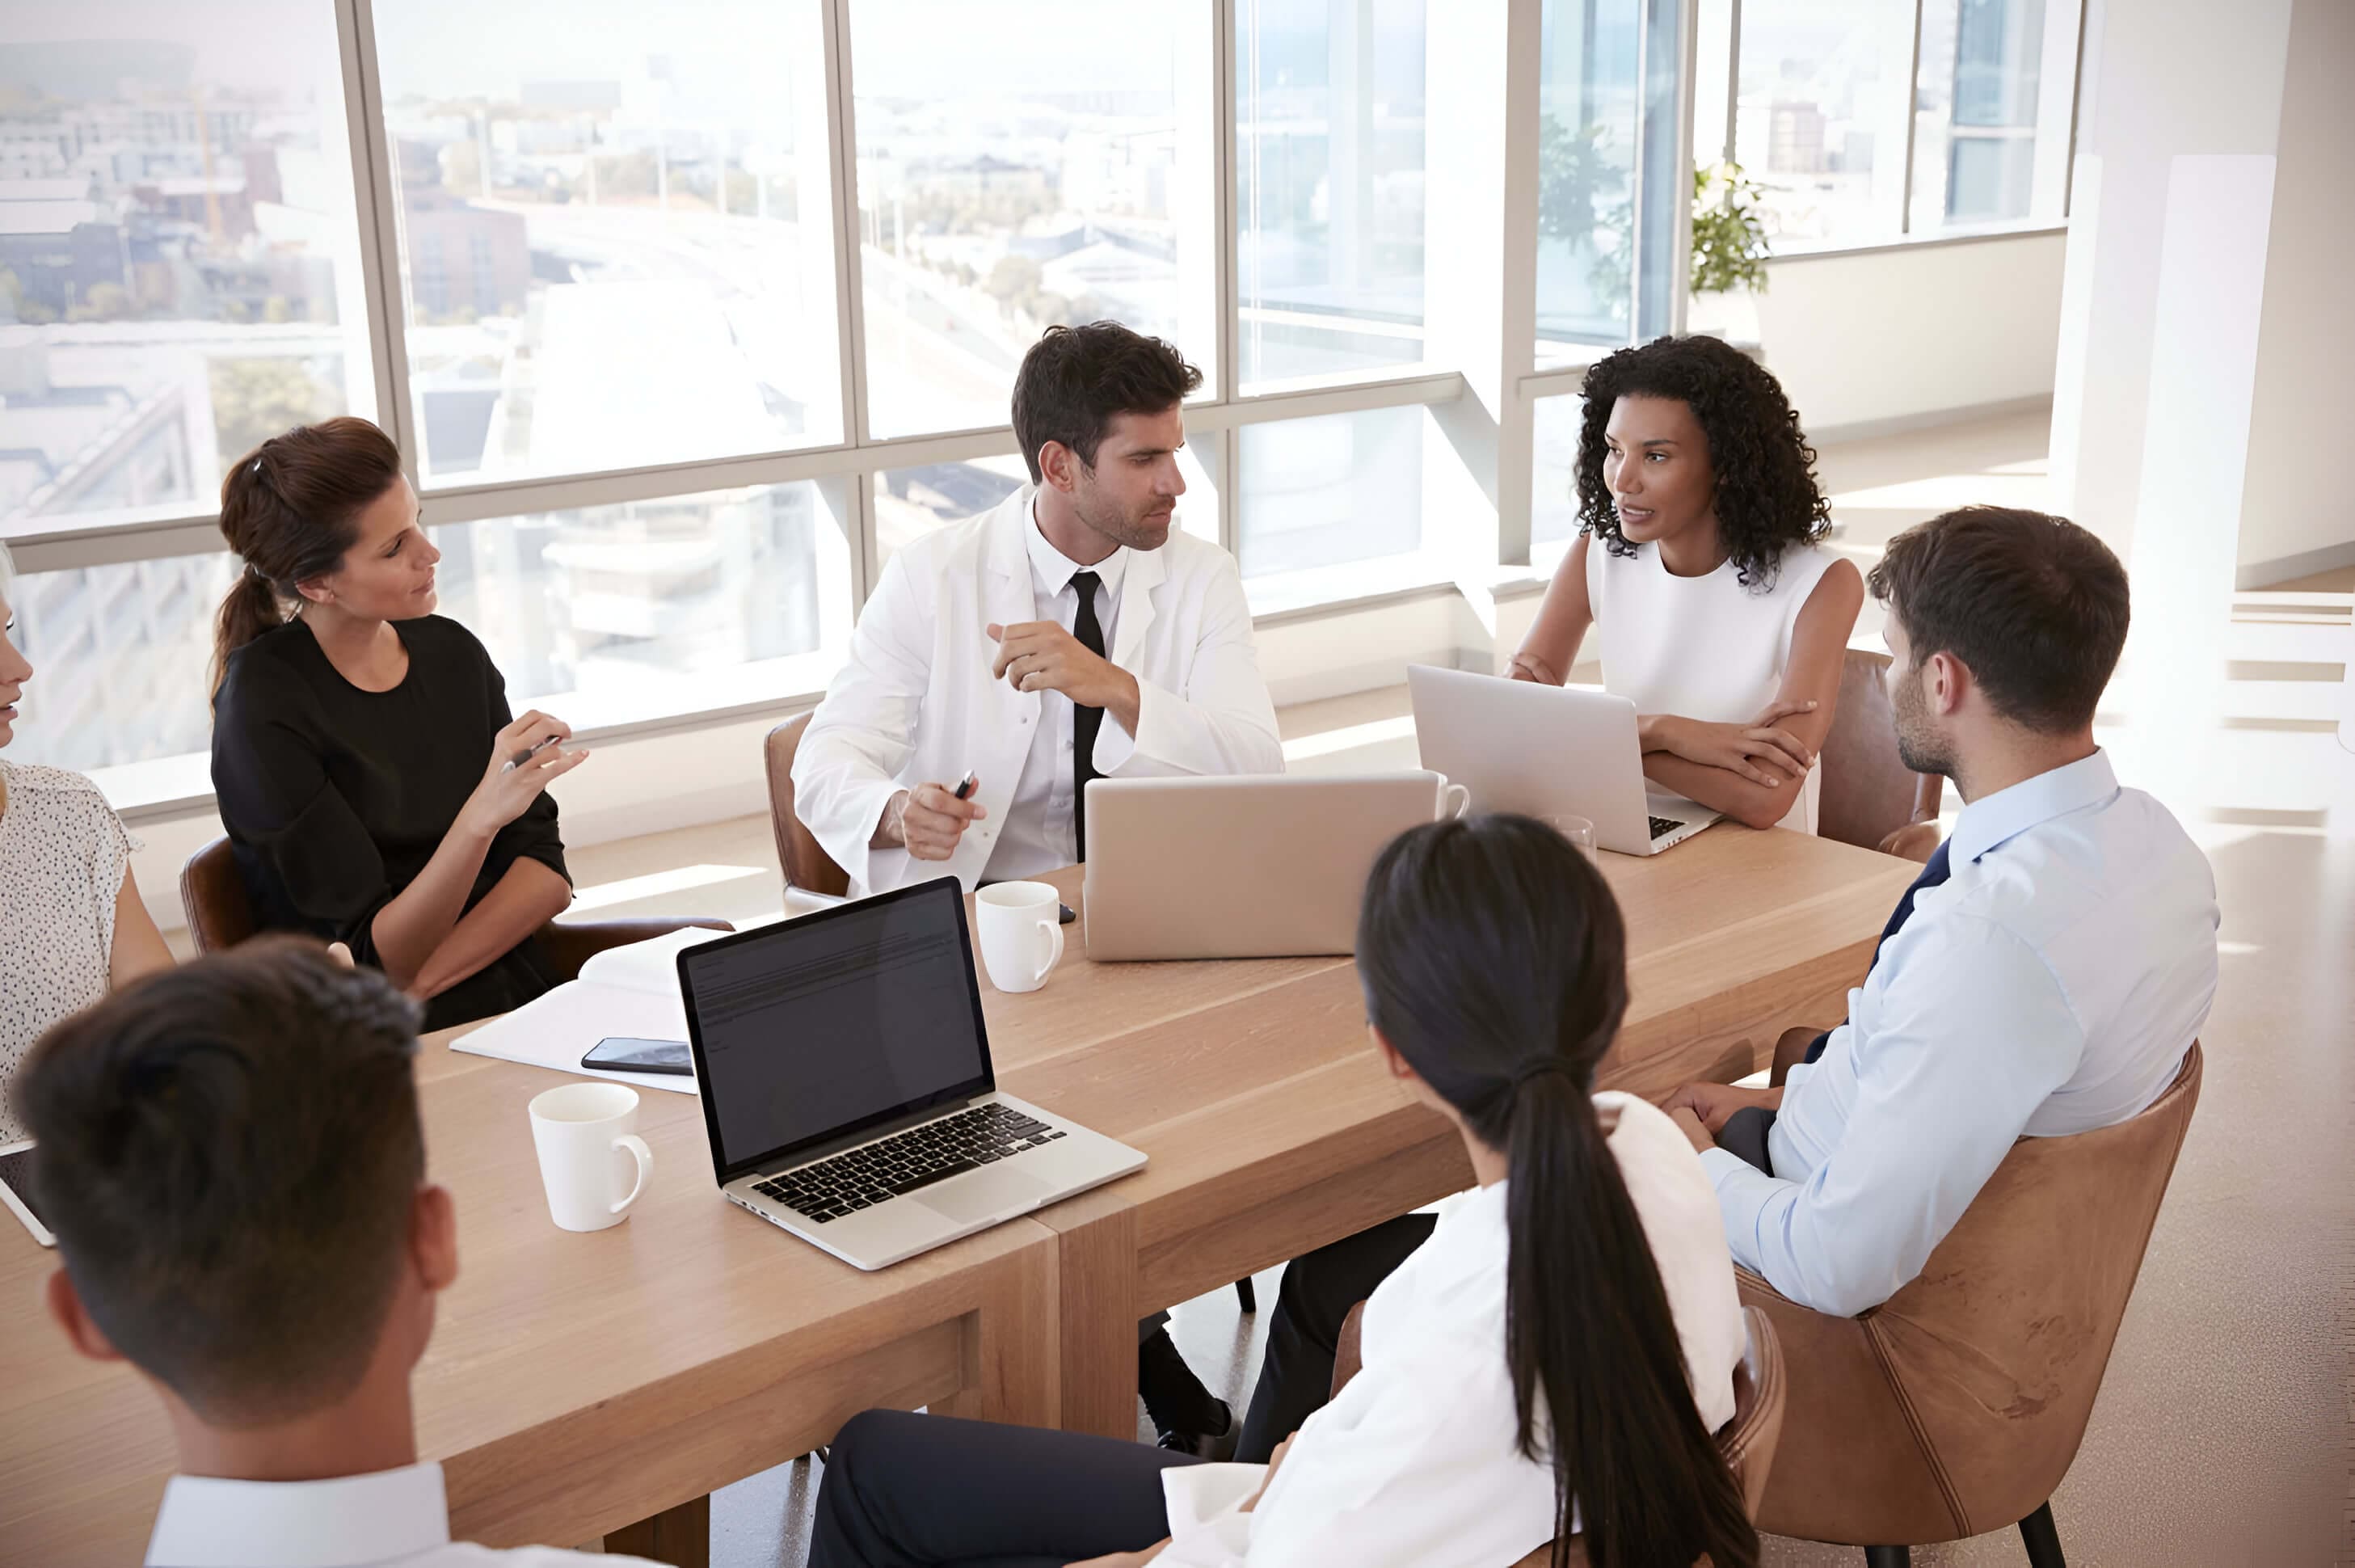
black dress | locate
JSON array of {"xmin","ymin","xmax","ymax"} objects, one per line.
[{"xmin": 211, "ymin": 615, "xmax": 571, "ymax": 1031}]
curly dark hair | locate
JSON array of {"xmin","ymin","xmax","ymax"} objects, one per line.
[{"xmin": 1574, "ymin": 335, "xmax": 1830, "ymax": 590}]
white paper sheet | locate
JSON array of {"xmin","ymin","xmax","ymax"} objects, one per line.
[{"xmin": 444, "ymin": 926, "xmax": 727, "ymax": 1094}]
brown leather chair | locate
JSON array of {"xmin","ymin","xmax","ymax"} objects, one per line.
[
  {"xmin": 1818, "ymin": 647, "xmax": 1941, "ymax": 860},
  {"xmin": 764, "ymin": 711, "xmax": 852, "ymax": 898},
  {"xmin": 179, "ymin": 837, "xmax": 731, "ymax": 980},
  {"xmin": 1739, "ymin": 1042, "xmax": 2203, "ymax": 1567},
  {"xmin": 1330, "ymin": 1301, "xmax": 1788, "ymax": 1566}
]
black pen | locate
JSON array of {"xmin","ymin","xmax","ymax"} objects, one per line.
[
  {"xmin": 503, "ymin": 735, "xmax": 560, "ymax": 773},
  {"xmin": 952, "ymin": 771, "xmax": 979, "ymax": 800}
]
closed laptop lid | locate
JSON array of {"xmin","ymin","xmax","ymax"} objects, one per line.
[
  {"xmin": 1082, "ymin": 772, "xmax": 1451, "ymax": 959},
  {"xmin": 677, "ymin": 877, "xmax": 994, "ymax": 1186}
]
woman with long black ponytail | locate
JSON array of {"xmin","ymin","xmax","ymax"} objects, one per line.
[
  {"xmin": 802, "ymin": 813, "xmax": 1752, "ymax": 1568},
  {"xmin": 1352, "ymin": 814, "xmax": 1755, "ymax": 1568}
]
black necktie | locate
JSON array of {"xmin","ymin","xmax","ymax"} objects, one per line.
[
  {"xmin": 1801, "ymin": 838, "xmax": 1953, "ymax": 1069},
  {"xmin": 1070, "ymin": 571, "xmax": 1105, "ymax": 862}
]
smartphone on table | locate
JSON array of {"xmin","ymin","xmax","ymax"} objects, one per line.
[
  {"xmin": 0, "ymin": 1141, "xmax": 54, "ymax": 1248},
  {"xmin": 579, "ymin": 1037, "xmax": 693, "ymax": 1077}
]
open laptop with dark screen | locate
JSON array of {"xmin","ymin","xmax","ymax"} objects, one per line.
[{"xmin": 676, "ymin": 875, "xmax": 1144, "ymax": 1270}]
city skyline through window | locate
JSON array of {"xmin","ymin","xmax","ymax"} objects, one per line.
[
  {"xmin": 1721, "ymin": 0, "xmax": 2069, "ymax": 249},
  {"xmin": 850, "ymin": 0, "xmax": 1194, "ymax": 437},
  {"xmin": 0, "ymin": 2, "xmax": 368, "ymax": 534},
  {"xmin": 373, "ymin": 0, "xmax": 844, "ymax": 481},
  {"xmin": 0, "ymin": 2, "xmax": 2048, "ymax": 791}
]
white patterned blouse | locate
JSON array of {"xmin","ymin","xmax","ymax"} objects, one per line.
[{"xmin": 0, "ymin": 758, "xmax": 140, "ymax": 1143}]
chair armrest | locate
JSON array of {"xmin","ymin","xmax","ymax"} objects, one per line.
[
  {"xmin": 1768, "ymin": 1025, "xmax": 1829, "ymax": 1089},
  {"xmin": 537, "ymin": 917, "xmax": 735, "ymax": 984}
]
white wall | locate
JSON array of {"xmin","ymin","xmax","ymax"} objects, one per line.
[
  {"xmin": 2235, "ymin": 0, "xmax": 2355, "ymax": 585},
  {"xmin": 1746, "ymin": 231, "xmax": 2068, "ymax": 439},
  {"xmin": 2049, "ymin": 0, "xmax": 2298, "ymax": 567}
]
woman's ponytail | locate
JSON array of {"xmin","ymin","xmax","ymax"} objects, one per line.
[
  {"xmin": 210, "ymin": 565, "xmax": 284, "ymax": 698},
  {"xmin": 1358, "ymin": 814, "xmax": 1757, "ymax": 1568},
  {"xmin": 209, "ymin": 418, "xmax": 405, "ymax": 696},
  {"xmin": 1506, "ymin": 1075, "xmax": 1756, "ymax": 1568}
]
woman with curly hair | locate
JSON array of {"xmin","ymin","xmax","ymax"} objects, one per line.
[{"xmin": 1511, "ymin": 335, "xmax": 1861, "ymax": 832}]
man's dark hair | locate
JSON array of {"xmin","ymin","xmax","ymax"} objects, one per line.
[
  {"xmin": 1010, "ymin": 321, "xmax": 1202, "ymax": 484},
  {"xmin": 22, "ymin": 940, "xmax": 426, "ymax": 1427},
  {"xmin": 1868, "ymin": 505, "xmax": 2130, "ymax": 732}
]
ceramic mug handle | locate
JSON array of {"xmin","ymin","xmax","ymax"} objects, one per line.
[
  {"xmin": 1034, "ymin": 918, "xmax": 1066, "ymax": 986},
  {"xmin": 608, "ymin": 1133, "xmax": 653, "ymax": 1216}
]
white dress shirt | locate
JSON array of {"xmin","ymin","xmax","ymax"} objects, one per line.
[
  {"xmin": 984, "ymin": 507, "xmax": 1130, "ymax": 880},
  {"xmin": 1700, "ymin": 750, "xmax": 2219, "ymax": 1316},
  {"xmin": 144, "ymin": 1461, "xmax": 664, "ymax": 1568},
  {"xmin": 1157, "ymin": 1094, "xmax": 1746, "ymax": 1568},
  {"xmin": 793, "ymin": 484, "xmax": 1283, "ymax": 895}
]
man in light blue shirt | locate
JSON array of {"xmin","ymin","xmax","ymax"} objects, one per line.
[{"xmin": 1667, "ymin": 506, "xmax": 2218, "ymax": 1317}]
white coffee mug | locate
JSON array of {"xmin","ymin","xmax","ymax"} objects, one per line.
[
  {"xmin": 527, "ymin": 1081, "xmax": 654, "ymax": 1233},
  {"xmin": 976, "ymin": 880, "xmax": 1065, "ymax": 993},
  {"xmin": 1434, "ymin": 777, "xmax": 1471, "ymax": 819}
]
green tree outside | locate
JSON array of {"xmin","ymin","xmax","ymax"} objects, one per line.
[{"xmin": 209, "ymin": 358, "xmax": 338, "ymax": 467}]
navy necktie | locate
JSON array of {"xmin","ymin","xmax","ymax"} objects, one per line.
[
  {"xmin": 1070, "ymin": 571, "xmax": 1104, "ymax": 862},
  {"xmin": 1801, "ymin": 838, "xmax": 1953, "ymax": 1069},
  {"xmin": 1870, "ymin": 837, "xmax": 1953, "ymax": 970}
]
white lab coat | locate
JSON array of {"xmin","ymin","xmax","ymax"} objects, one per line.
[
  {"xmin": 793, "ymin": 486, "xmax": 1284, "ymax": 895},
  {"xmin": 1156, "ymin": 1094, "xmax": 1747, "ymax": 1568}
]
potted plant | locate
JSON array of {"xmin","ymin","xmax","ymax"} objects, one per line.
[{"xmin": 1687, "ymin": 162, "xmax": 1772, "ymax": 344}]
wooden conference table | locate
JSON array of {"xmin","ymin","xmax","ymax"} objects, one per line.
[{"xmin": 0, "ymin": 824, "xmax": 1915, "ymax": 1566}]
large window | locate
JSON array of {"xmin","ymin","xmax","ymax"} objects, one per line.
[
  {"xmin": 431, "ymin": 483, "xmax": 845, "ymax": 731},
  {"xmin": 373, "ymin": 2, "xmax": 841, "ymax": 480},
  {"xmin": 852, "ymin": 1, "xmax": 1200, "ymax": 438},
  {"xmin": 1704, "ymin": 0, "xmax": 2075, "ymax": 250},
  {"xmin": 1531, "ymin": 394, "xmax": 1586, "ymax": 548},
  {"xmin": 1235, "ymin": 0, "xmax": 1429, "ymax": 390},
  {"xmin": 1910, "ymin": 0, "xmax": 2051, "ymax": 230},
  {"xmin": 0, "ymin": 2, "xmax": 369, "ymax": 531},
  {"xmin": 11, "ymin": 0, "xmax": 2043, "ymax": 812},
  {"xmin": 1239, "ymin": 405, "xmax": 1427, "ymax": 608},
  {"xmin": 3, "ymin": 552, "xmax": 238, "ymax": 773},
  {"xmin": 1536, "ymin": 1, "xmax": 1643, "ymax": 351}
]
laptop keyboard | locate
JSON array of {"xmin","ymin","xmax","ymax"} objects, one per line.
[
  {"xmin": 1649, "ymin": 814, "xmax": 1685, "ymax": 842},
  {"xmin": 751, "ymin": 1102, "xmax": 1066, "ymax": 1224}
]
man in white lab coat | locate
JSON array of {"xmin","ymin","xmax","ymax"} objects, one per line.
[
  {"xmin": 794, "ymin": 322, "xmax": 1283, "ymax": 898},
  {"xmin": 792, "ymin": 322, "xmax": 1281, "ymax": 1454}
]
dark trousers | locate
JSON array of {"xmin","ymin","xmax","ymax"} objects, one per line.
[
  {"xmin": 807, "ymin": 1409, "xmax": 1203, "ymax": 1568},
  {"xmin": 1234, "ymin": 1212, "xmax": 1438, "ymax": 1464},
  {"xmin": 1717, "ymin": 1106, "xmax": 1777, "ymax": 1174}
]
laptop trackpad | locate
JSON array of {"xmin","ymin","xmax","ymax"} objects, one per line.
[{"xmin": 918, "ymin": 1165, "xmax": 1049, "ymax": 1225}]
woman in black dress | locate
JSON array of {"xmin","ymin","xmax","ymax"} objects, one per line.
[{"xmin": 209, "ymin": 418, "xmax": 588, "ymax": 1031}]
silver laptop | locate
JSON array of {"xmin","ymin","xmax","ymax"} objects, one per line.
[
  {"xmin": 1082, "ymin": 772, "xmax": 1464, "ymax": 960},
  {"xmin": 676, "ymin": 878, "xmax": 1144, "ymax": 1271},
  {"xmin": 1407, "ymin": 664, "xmax": 1721, "ymax": 855}
]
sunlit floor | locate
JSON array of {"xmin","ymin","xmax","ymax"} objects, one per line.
[{"xmin": 537, "ymin": 411, "xmax": 2351, "ymax": 1564}]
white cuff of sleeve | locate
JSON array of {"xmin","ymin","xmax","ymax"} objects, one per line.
[
  {"xmin": 1093, "ymin": 680, "xmax": 1161, "ymax": 773},
  {"xmin": 1156, "ymin": 1463, "xmax": 1266, "ymax": 1566}
]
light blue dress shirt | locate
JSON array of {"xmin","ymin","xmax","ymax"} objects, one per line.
[{"xmin": 1700, "ymin": 750, "xmax": 2218, "ymax": 1315}]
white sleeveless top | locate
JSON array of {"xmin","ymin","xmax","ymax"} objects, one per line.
[
  {"xmin": 1, "ymin": 759, "xmax": 140, "ymax": 1143},
  {"xmin": 1586, "ymin": 539, "xmax": 1839, "ymax": 833}
]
